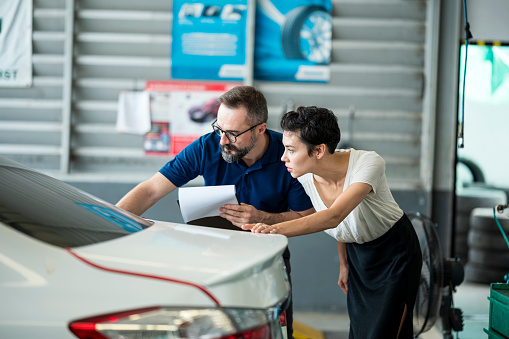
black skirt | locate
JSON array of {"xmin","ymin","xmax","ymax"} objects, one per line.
[{"xmin": 346, "ymin": 213, "xmax": 422, "ymax": 339}]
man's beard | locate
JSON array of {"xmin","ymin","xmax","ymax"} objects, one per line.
[{"xmin": 221, "ymin": 132, "xmax": 257, "ymax": 163}]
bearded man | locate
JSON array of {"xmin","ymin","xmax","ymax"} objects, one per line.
[{"xmin": 116, "ymin": 85, "xmax": 314, "ymax": 339}]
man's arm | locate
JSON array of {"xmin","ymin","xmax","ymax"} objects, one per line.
[
  {"xmin": 116, "ymin": 172, "xmax": 177, "ymax": 216},
  {"xmin": 220, "ymin": 204, "xmax": 314, "ymax": 227}
]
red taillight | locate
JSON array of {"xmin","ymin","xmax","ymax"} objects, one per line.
[
  {"xmin": 69, "ymin": 307, "xmax": 159, "ymax": 339},
  {"xmin": 279, "ymin": 311, "xmax": 287, "ymax": 326},
  {"xmin": 221, "ymin": 324, "xmax": 270, "ymax": 339},
  {"xmin": 70, "ymin": 322, "xmax": 271, "ymax": 339},
  {"xmin": 69, "ymin": 324, "xmax": 109, "ymax": 339},
  {"xmin": 69, "ymin": 307, "xmax": 280, "ymax": 339},
  {"xmin": 243, "ymin": 323, "xmax": 270, "ymax": 339}
]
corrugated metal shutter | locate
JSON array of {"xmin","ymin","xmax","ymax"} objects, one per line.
[{"xmin": 0, "ymin": 0, "xmax": 437, "ymax": 191}]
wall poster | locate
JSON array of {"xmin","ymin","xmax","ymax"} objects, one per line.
[
  {"xmin": 0, "ymin": 0, "xmax": 33, "ymax": 87},
  {"xmin": 171, "ymin": 1, "xmax": 248, "ymax": 81},
  {"xmin": 254, "ymin": 0, "xmax": 332, "ymax": 82},
  {"xmin": 145, "ymin": 81, "xmax": 240, "ymax": 157}
]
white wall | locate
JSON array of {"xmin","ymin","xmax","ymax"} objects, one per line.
[{"xmin": 465, "ymin": 0, "xmax": 509, "ymax": 41}]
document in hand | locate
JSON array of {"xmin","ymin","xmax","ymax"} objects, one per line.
[{"xmin": 178, "ymin": 185, "xmax": 241, "ymax": 230}]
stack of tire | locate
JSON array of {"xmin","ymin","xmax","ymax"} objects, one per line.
[
  {"xmin": 454, "ymin": 187, "xmax": 507, "ymax": 265},
  {"xmin": 465, "ymin": 207, "xmax": 509, "ymax": 284}
]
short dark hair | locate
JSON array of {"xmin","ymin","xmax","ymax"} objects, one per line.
[
  {"xmin": 218, "ymin": 86, "xmax": 268, "ymax": 125},
  {"xmin": 280, "ymin": 106, "xmax": 341, "ymax": 155}
]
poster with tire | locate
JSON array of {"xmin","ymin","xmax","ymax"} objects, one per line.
[
  {"xmin": 171, "ymin": 1, "xmax": 248, "ymax": 81},
  {"xmin": 254, "ymin": 0, "xmax": 332, "ymax": 82}
]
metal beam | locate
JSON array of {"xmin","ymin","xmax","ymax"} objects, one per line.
[{"xmin": 60, "ymin": 0, "xmax": 75, "ymax": 174}]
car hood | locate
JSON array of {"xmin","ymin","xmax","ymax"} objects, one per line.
[{"xmin": 71, "ymin": 220, "xmax": 288, "ymax": 288}]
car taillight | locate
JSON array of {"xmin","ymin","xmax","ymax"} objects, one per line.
[
  {"xmin": 69, "ymin": 306, "xmax": 284, "ymax": 339},
  {"xmin": 279, "ymin": 311, "xmax": 287, "ymax": 326}
]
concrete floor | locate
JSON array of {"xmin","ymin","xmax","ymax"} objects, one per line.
[{"xmin": 293, "ymin": 281, "xmax": 492, "ymax": 339}]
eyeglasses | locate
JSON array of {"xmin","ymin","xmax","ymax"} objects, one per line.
[{"xmin": 211, "ymin": 119, "xmax": 261, "ymax": 143}]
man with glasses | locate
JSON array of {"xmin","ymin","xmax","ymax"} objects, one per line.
[{"xmin": 116, "ymin": 86, "xmax": 314, "ymax": 338}]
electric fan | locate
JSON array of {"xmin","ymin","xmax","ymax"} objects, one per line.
[{"xmin": 409, "ymin": 213, "xmax": 465, "ymax": 339}]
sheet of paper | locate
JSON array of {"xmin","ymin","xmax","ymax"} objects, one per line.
[
  {"xmin": 178, "ymin": 185, "xmax": 238, "ymax": 223},
  {"xmin": 116, "ymin": 91, "xmax": 151, "ymax": 135}
]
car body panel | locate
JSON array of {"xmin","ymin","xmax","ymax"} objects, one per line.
[
  {"xmin": 0, "ymin": 156, "xmax": 290, "ymax": 338},
  {"xmin": 1, "ymin": 217, "xmax": 290, "ymax": 338},
  {"xmin": 72, "ymin": 221, "xmax": 290, "ymax": 307},
  {"xmin": 0, "ymin": 225, "xmax": 216, "ymax": 338}
]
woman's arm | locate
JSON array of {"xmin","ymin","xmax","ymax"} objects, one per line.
[
  {"xmin": 337, "ymin": 241, "xmax": 348, "ymax": 295},
  {"xmin": 243, "ymin": 181, "xmax": 372, "ymax": 237}
]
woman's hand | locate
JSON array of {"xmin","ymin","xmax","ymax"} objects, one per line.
[
  {"xmin": 241, "ymin": 223, "xmax": 278, "ymax": 234},
  {"xmin": 338, "ymin": 264, "xmax": 349, "ymax": 295}
]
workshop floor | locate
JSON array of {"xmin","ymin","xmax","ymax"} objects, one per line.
[{"xmin": 293, "ymin": 281, "xmax": 491, "ymax": 339}]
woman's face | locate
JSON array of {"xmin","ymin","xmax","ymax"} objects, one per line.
[{"xmin": 281, "ymin": 131, "xmax": 314, "ymax": 178}]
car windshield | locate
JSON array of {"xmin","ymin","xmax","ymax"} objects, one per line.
[{"xmin": 0, "ymin": 157, "xmax": 153, "ymax": 248}]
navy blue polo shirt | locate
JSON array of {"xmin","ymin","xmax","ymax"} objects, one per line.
[{"xmin": 159, "ymin": 129, "xmax": 313, "ymax": 214}]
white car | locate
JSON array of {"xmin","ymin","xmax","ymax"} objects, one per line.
[{"xmin": 0, "ymin": 156, "xmax": 290, "ymax": 339}]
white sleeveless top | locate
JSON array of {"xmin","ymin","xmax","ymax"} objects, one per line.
[{"xmin": 298, "ymin": 149, "xmax": 403, "ymax": 243}]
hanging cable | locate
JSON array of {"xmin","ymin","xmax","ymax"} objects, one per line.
[
  {"xmin": 458, "ymin": 0, "xmax": 473, "ymax": 148},
  {"xmin": 493, "ymin": 205, "xmax": 509, "ymax": 283},
  {"xmin": 493, "ymin": 205, "xmax": 509, "ymax": 249}
]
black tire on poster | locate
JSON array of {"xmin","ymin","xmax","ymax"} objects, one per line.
[{"xmin": 281, "ymin": 6, "xmax": 331, "ymax": 63}]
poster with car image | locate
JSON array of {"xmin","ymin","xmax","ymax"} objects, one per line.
[
  {"xmin": 254, "ymin": 0, "xmax": 332, "ymax": 82},
  {"xmin": 169, "ymin": 91, "xmax": 222, "ymax": 155},
  {"xmin": 145, "ymin": 81, "xmax": 239, "ymax": 156},
  {"xmin": 171, "ymin": 1, "xmax": 248, "ymax": 80}
]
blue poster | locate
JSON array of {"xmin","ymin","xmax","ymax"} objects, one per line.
[
  {"xmin": 171, "ymin": 1, "xmax": 248, "ymax": 80},
  {"xmin": 255, "ymin": 0, "xmax": 332, "ymax": 82}
]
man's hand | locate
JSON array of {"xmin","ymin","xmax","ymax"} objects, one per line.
[
  {"xmin": 220, "ymin": 203, "xmax": 266, "ymax": 227},
  {"xmin": 221, "ymin": 204, "xmax": 313, "ymax": 228}
]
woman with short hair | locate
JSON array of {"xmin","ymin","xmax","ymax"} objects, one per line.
[{"xmin": 243, "ymin": 106, "xmax": 422, "ymax": 339}]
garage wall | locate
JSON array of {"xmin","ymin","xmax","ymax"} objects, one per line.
[
  {"xmin": 0, "ymin": 0, "xmax": 444, "ymax": 312},
  {"xmin": 1, "ymin": 0, "xmax": 436, "ymax": 191},
  {"xmin": 431, "ymin": 0, "xmax": 462, "ymax": 259}
]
